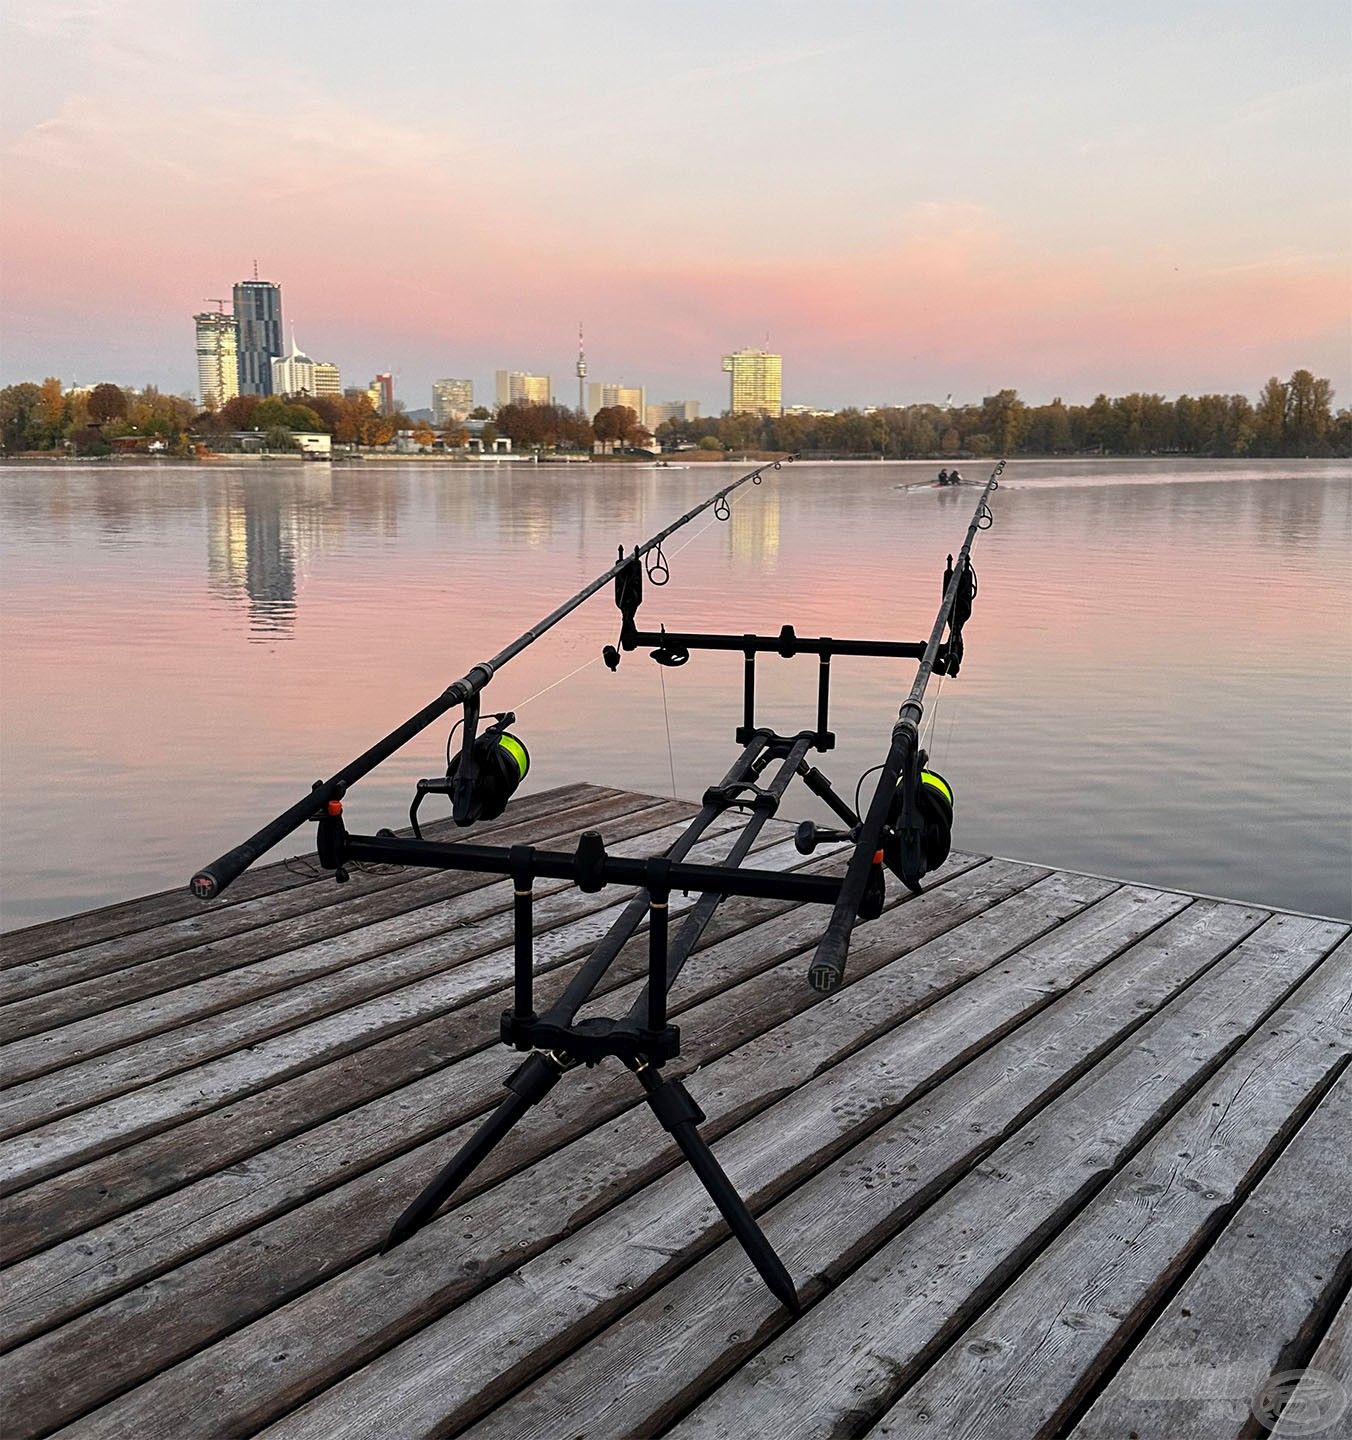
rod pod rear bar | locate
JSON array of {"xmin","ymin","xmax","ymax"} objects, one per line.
[
  {"xmin": 190, "ymin": 456, "xmax": 795, "ymax": 900},
  {"xmin": 807, "ymin": 461, "xmax": 1002, "ymax": 994}
]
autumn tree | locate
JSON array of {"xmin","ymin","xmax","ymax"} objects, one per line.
[
  {"xmin": 592, "ymin": 405, "xmax": 636, "ymax": 452},
  {"xmin": 332, "ymin": 394, "xmax": 383, "ymax": 445},
  {"xmin": 87, "ymin": 383, "xmax": 128, "ymax": 424}
]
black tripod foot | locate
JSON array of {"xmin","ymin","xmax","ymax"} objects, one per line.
[
  {"xmin": 383, "ymin": 1050, "xmax": 565, "ymax": 1252},
  {"xmin": 633, "ymin": 1064, "xmax": 799, "ymax": 1311}
]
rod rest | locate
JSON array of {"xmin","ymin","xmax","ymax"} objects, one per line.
[
  {"xmin": 702, "ymin": 779, "xmax": 780, "ymax": 815},
  {"xmin": 500, "ymin": 1011, "xmax": 681, "ymax": 1065}
]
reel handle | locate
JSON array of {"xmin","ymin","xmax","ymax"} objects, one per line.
[{"xmin": 794, "ymin": 820, "xmax": 854, "ymax": 855}]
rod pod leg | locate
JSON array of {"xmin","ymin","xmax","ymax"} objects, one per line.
[
  {"xmin": 630, "ymin": 1061, "xmax": 799, "ymax": 1312},
  {"xmin": 383, "ymin": 1050, "xmax": 565, "ymax": 1252}
]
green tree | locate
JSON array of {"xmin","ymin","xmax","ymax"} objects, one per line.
[
  {"xmin": 1286, "ymin": 369, "xmax": 1334, "ymax": 452},
  {"xmin": 0, "ymin": 383, "xmax": 42, "ymax": 451},
  {"xmin": 1253, "ymin": 377, "xmax": 1288, "ymax": 455}
]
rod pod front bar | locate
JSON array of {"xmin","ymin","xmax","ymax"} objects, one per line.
[
  {"xmin": 807, "ymin": 461, "xmax": 1002, "ymax": 994},
  {"xmin": 189, "ymin": 457, "xmax": 795, "ymax": 900}
]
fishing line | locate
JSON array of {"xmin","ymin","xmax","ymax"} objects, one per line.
[
  {"xmin": 658, "ymin": 662, "xmax": 679, "ymax": 798},
  {"xmin": 941, "ymin": 685, "xmax": 960, "ymax": 769},
  {"xmin": 922, "ymin": 672, "xmax": 946, "ymax": 754},
  {"xmin": 513, "ymin": 652, "xmax": 605, "ymax": 713}
]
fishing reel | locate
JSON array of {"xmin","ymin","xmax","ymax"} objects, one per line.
[
  {"xmin": 795, "ymin": 754, "xmax": 954, "ymax": 912},
  {"xmin": 881, "ymin": 761, "xmax": 953, "ymax": 892},
  {"xmin": 410, "ymin": 705, "xmax": 530, "ymax": 837}
]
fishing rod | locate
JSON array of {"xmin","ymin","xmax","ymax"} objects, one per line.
[
  {"xmin": 808, "ymin": 459, "xmax": 1002, "ymax": 993},
  {"xmin": 187, "ymin": 456, "xmax": 1002, "ymax": 1313},
  {"xmin": 189, "ymin": 456, "xmax": 792, "ymax": 901}
]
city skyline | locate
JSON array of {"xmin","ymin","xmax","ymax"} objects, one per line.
[{"xmin": 2, "ymin": 2, "xmax": 1348, "ymax": 409}]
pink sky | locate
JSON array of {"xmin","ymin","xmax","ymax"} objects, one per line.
[{"xmin": 2, "ymin": 0, "xmax": 1348, "ymax": 410}]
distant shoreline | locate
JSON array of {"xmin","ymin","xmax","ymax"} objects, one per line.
[{"xmin": 5, "ymin": 451, "xmax": 1349, "ymax": 467}]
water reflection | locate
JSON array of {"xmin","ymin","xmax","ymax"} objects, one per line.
[
  {"xmin": 0, "ymin": 459, "xmax": 1348, "ymax": 927},
  {"xmin": 207, "ymin": 480, "xmax": 298, "ymax": 635},
  {"xmin": 729, "ymin": 484, "xmax": 780, "ymax": 565}
]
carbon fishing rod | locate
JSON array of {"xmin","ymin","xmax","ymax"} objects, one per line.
[
  {"xmin": 806, "ymin": 459, "xmax": 1003, "ymax": 993},
  {"xmin": 188, "ymin": 455, "xmax": 795, "ymax": 901}
]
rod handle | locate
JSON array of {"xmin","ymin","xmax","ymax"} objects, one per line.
[{"xmin": 189, "ymin": 843, "xmax": 259, "ymax": 900}]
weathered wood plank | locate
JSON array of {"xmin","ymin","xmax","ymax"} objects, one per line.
[
  {"xmin": 0, "ymin": 813, "xmax": 767, "ymax": 1186},
  {"xmin": 0, "ymin": 839, "xmax": 889, "ymax": 1263},
  {"xmin": 1073, "ymin": 1043, "xmax": 1352, "ymax": 1436},
  {"xmin": 464, "ymin": 898, "xmax": 1269, "ymax": 1440},
  {"xmin": 0, "ymin": 783, "xmax": 600, "ymax": 969},
  {"xmin": 0, "ymin": 847, "xmax": 987, "ymax": 1323},
  {"xmin": 2, "ymin": 859, "xmax": 1080, "ymax": 1435},
  {"xmin": 867, "ymin": 928, "xmax": 1351, "ymax": 1440},
  {"xmin": 0, "ymin": 835, "xmax": 853, "ymax": 1344},
  {"xmin": 49, "ymin": 878, "xmax": 1177, "ymax": 1440},
  {"xmin": 0, "ymin": 797, "xmax": 690, "ymax": 1077},
  {"xmin": 0, "ymin": 808, "xmax": 739, "ymax": 1140},
  {"xmin": 665, "ymin": 912, "xmax": 1347, "ymax": 1440},
  {"xmin": 0, "ymin": 789, "xmax": 664, "ymax": 1033}
]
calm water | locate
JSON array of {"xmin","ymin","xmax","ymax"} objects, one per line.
[{"xmin": 1, "ymin": 458, "xmax": 1348, "ymax": 929}]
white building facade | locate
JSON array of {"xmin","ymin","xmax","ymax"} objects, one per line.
[{"xmin": 271, "ymin": 336, "xmax": 317, "ymax": 398}]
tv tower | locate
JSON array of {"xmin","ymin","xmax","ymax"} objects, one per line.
[{"xmin": 576, "ymin": 323, "xmax": 587, "ymax": 415}]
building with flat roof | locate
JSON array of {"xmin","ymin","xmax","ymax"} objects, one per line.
[
  {"xmin": 233, "ymin": 279, "xmax": 283, "ymax": 396},
  {"xmin": 194, "ymin": 311, "xmax": 239, "ymax": 408},
  {"xmin": 722, "ymin": 349, "xmax": 782, "ymax": 417},
  {"xmin": 495, "ymin": 370, "xmax": 551, "ymax": 407},
  {"xmin": 432, "ymin": 378, "xmax": 474, "ymax": 426},
  {"xmin": 588, "ymin": 382, "xmax": 646, "ymax": 420},
  {"xmin": 313, "ymin": 362, "xmax": 342, "ymax": 397},
  {"xmin": 646, "ymin": 399, "xmax": 701, "ymax": 430},
  {"xmin": 371, "ymin": 373, "xmax": 395, "ymax": 415}
]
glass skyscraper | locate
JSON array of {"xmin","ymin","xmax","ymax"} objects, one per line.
[{"xmin": 233, "ymin": 279, "xmax": 284, "ymax": 396}]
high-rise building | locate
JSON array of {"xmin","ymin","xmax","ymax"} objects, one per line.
[
  {"xmin": 646, "ymin": 399, "xmax": 701, "ymax": 431},
  {"xmin": 722, "ymin": 349, "xmax": 782, "ymax": 417},
  {"xmin": 587, "ymin": 382, "xmax": 646, "ymax": 420},
  {"xmin": 371, "ymin": 373, "xmax": 395, "ymax": 415},
  {"xmin": 432, "ymin": 378, "xmax": 474, "ymax": 426},
  {"xmin": 495, "ymin": 370, "xmax": 551, "ymax": 407},
  {"xmin": 312, "ymin": 362, "xmax": 342, "ymax": 397},
  {"xmin": 194, "ymin": 311, "xmax": 239, "ymax": 408},
  {"xmin": 271, "ymin": 333, "xmax": 317, "ymax": 397},
  {"xmin": 233, "ymin": 278, "xmax": 284, "ymax": 396}
]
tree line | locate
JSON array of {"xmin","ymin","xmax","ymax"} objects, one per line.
[
  {"xmin": 657, "ymin": 370, "xmax": 1346, "ymax": 459},
  {"xmin": 1, "ymin": 369, "xmax": 1343, "ymax": 458},
  {"xmin": 0, "ymin": 380, "xmax": 653, "ymax": 455}
]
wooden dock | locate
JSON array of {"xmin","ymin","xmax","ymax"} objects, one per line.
[{"xmin": 0, "ymin": 782, "xmax": 1347, "ymax": 1439}]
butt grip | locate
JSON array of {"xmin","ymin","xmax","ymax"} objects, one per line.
[{"xmin": 189, "ymin": 843, "xmax": 259, "ymax": 901}]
